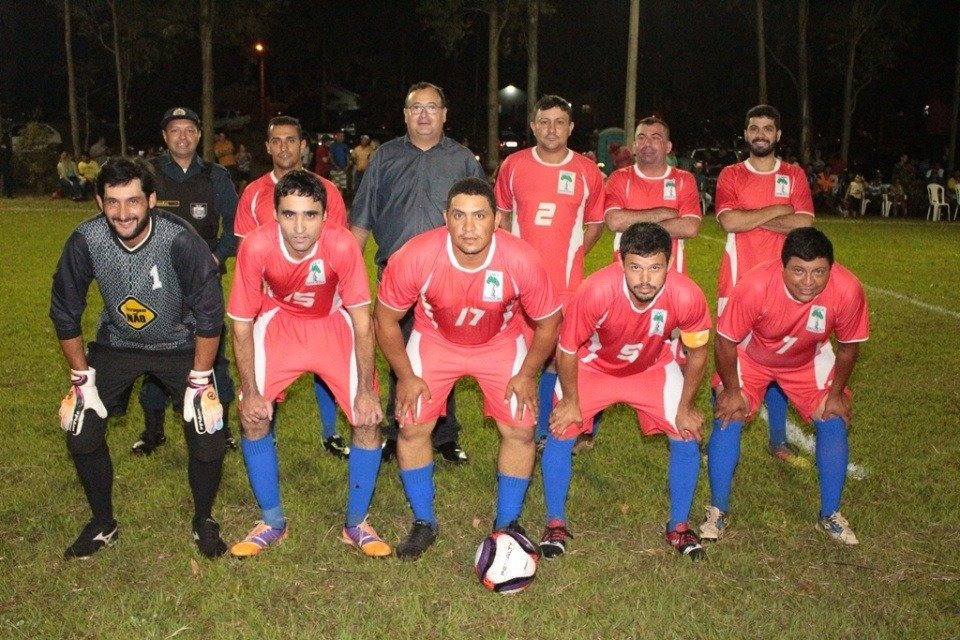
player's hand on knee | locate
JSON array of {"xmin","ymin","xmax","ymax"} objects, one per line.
[
  {"xmin": 352, "ymin": 390, "xmax": 383, "ymax": 428},
  {"xmin": 714, "ymin": 387, "xmax": 748, "ymax": 427},
  {"xmin": 548, "ymin": 397, "xmax": 582, "ymax": 439},
  {"xmin": 59, "ymin": 368, "xmax": 108, "ymax": 435},
  {"xmin": 183, "ymin": 369, "xmax": 224, "ymax": 435},
  {"xmin": 505, "ymin": 374, "xmax": 537, "ymax": 422},
  {"xmin": 816, "ymin": 392, "xmax": 851, "ymax": 425},
  {"xmin": 676, "ymin": 404, "xmax": 704, "ymax": 442},
  {"xmin": 396, "ymin": 376, "xmax": 429, "ymax": 424}
]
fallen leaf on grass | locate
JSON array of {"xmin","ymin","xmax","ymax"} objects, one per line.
[{"xmin": 190, "ymin": 558, "xmax": 201, "ymax": 576}]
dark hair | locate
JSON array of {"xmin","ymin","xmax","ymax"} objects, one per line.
[
  {"xmin": 781, "ymin": 227, "xmax": 833, "ymax": 266},
  {"xmin": 96, "ymin": 157, "xmax": 156, "ymax": 199},
  {"xmin": 619, "ymin": 222, "xmax": 672, "ymax": 262},
  {"xmin": 446, "ymin": 177, "xmax": 495, "ymax": 213},
  {"xmin": 268, "ymin": 115, "xmax": 303, "ymax": 140},
  {"xmin": 534, "ymin": 94, "xmax": 572, "ymax": 118},
  {"xmin": 745, "ymin": 104, "xmax": 781, "ymax": 130},
  {"xmin": 406, "ymin": 81, "xmax": 446, "ymax": 108},
  {"xmin": 274, "ymin": 169, "xmax": 327, "ymax": 211},
  {"xmin": 636, "ymin": 115, "xmax": 670, "ymax": 140}
]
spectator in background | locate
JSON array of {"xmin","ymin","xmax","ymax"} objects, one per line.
[
  {"xmin": 0, "ymin": 129, "xmax": 13, "ymax": 198},
  {"xmin": 77, "ymin": 153, "xmax": 100, "ymax": 199},
  {"xmin": 56, "ymin": 151, "xmax": 83, "ymax": 200},
  {"xmin": 329, "ymin": 132, "xmax": 349, "ymax": 196},
  {"xmin": 313, "ymin": 135, "xmax": 332, "ymax": 179},
  {"xmin": 609, "ymin": 142, "xmax": 633, "ymax": 169},
  {"xmin": 214, "ymin": 132, "xmax": 238, "ymax": 183},
  {"xmin": 235, "ymin": 143, "xmax": 252, "ymax": 192},
  {"xmin": 351, "ymin": 135, "xmax": 373, "ymax": 191},
  {"xmin": 89, "ymin": 137, "xmax": 109, "ymax": 165},
  {"xmin": 842, "ymin": 173, "xmax": 866, "ymax": 217},
  {"xmin": 814, "ymin": 166, "xmax": 838, "ymax": 212}
]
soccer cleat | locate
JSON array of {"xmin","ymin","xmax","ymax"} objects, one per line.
[
  {"xmin": 341, "ymin": 518, "xmax": 392, "ymax": 557},
  {"xmin": 323, "ymin": 435, "xmax": 350, "ymax": 459},
  {"xmin": 64, "ymin": 519, "xmax": 118, "ymax": 559},
  {"xmin": 131, "ymin": 433, "xmax": 167, "ymax": 456},
  {"xmin": 665, "ymin": 522, "xmax": 706, "ymax": 560},
  {"xmin": 435, "ymin": 440, "xmax": 468, "ymax": 464},
  {"xmin": 768, "ymin": 441, "xmax": 811, "ymax": 468},
  {"xmin": 395, "ymin": 519, "xmax": 439, "ymax": 560},
  {"xmin": 699, "ymin": 505, "xmax": 729, "ymax": 541},
  {"xmin": 539, "ymin": 518, "xmax": 573, "ymax": 559},
  {"xmin": 193, "ymin": 517, "xmax": 228, "ymax": 558},
  {"xmin": 572, "ymin": 433, "xmax": 595, "ymax": 455},
  {"xmin": 817, "ymin": 511, "xmax": 859, "ymax": 546},
  {"xmin": 381, "ymin": 439, "xmax": 397, "ymax": 464},
  {"xmin": 230, "ymin": 520, "xmax": 289, "ymax": 558}
]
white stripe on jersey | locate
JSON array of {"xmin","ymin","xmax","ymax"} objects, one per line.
[
  {"xmin": 662, "ymin": 360, "xmax": 683, "ymax": 431},
  {"xmin": 813, "ymin": 340, "xmax": 835, "ymax": 390},
  {"xmin": 252, "ymin": 306, "xmax": 281, "ymax": 394}
]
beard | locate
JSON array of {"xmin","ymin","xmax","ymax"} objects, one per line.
[{"xmin": 749, "ymin": 139, "xmax": 776, "ymax": 157}]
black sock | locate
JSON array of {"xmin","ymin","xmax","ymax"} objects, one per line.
[
  {"xmin": 188, "ymin": 456, "xmax": 223, "ymax": 523},
  {"xmin": 71, "ymin": 443, "xmax": 114, "ymax": 524}
]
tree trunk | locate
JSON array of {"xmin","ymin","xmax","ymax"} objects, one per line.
[
  {"xmin": 200, "ymin": 0, "xmax": 215, "ymax": 162},
  {"xmin": 64, "ymin": 0, "xmax": 80, "ymax": 155},
  {"xmin": 797, "ymin": 0, "xmax": 811, "ymax": 166},
  {"xmin": 108, "ymin": 0, "xmax": 126, "ymax": 156},
  {"xmin": 756, "ymin": 0, "xmax": 767, "ymax": 104},
  {"xmin": 526, "ymin": 0, "xmax": 538, "ymax": 143},
  {"xmin": 948, "ymin": 6, "xmax": 960, "ymax": 173},
  {"xmin": 840, "ymin": 26, "xmax": 858, "ymax": 167},
  {"xmin": 623, "ymin": 0, "xmax": 639, "ymax": 137},
  {"xmin": 485, "ymin": 6, "xmax": 500, "ymax": 176}
]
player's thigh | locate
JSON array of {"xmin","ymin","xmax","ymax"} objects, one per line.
[
  {"xmin": 403, "ymin": 330, "xmax": 459, "ymax": 425},
  {"xmin": 86, "ymin": 342, "xmax": 147, "ymax": 416},
  {"xmin": 144, "ymin": 350, "xmax": 194, "ymax": 412},
  {"xmin": 625, "ymin": 362, "xmax": 684, "ymax": 438},
  {"xmin": 775, "ymin": 344, "xmax": 845, "ymax": 422},
  {"xmin": 474, "ymin": 335, "xmax": 534, "ymax": 427},
  {"xmin": 719, "ymin": 354, "xmax": 773, "ymax": 419},
  {"xmin": 311, "ymin": 310, "xmax": 381, "ymax": 424},
  {"xmin": 255, "ymin": 308, "xmax": 314, "ymax": 404}
]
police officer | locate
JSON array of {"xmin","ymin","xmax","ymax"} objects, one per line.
[{"xmin": 132, "ymin": 107, "xmax": 238, "ymax": 454}]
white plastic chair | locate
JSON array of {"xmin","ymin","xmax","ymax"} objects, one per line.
[
  {"xmin": 881, "ymin": 193, "xmax": 892, "ymax": 218},
  {"xmin": 859, "ymin": 197, "xmax": 870, "ymax": 216},
  {"xmin": 927, "ymin": 184, "xmax": 950, "ymax": 221},
  {"xmin": 954, "ymin": 185, "xmax": 960, "ymax": 221}
]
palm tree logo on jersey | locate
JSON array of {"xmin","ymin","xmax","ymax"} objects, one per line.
[
  {"xmin": 306, "ymin": 259, "xmax": 326, "ymax": 285},
  {"xmin": 806, "ymin": 305, "xmax": 826, "ymax": 332},
  {"xmin": 650, "ymin": 309, "xmax": 666, "ymax": 335},
  {"xmin": 483, "ymin": 270, "xmax": 503, "ymax": 302},
  {"xmin": 557, "ymin": 170, "xmax": 576, "ymax": 195},
  {"xmin": 775, "ymin": 174, "xmax": 790, "ymax": 197}
]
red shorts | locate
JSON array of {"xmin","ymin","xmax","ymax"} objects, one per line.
[
  {"xmin": 406, "ymin": 329, "xmax": 533, "ymax": 427},
  {"xmin": 252, "ymin": 307, "xmax": 378, "ymax": 423},
  {"xmin": 711, "ymin": 341, "xmax": 848, "ymax": 422},
  {"xmin": 557, "ymin": 360, "xmax": 685, "ymax": 439}
]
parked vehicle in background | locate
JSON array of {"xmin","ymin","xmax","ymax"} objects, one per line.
[
  {"xmin": 10, "ymin": 122, "xmax": 62, "ymax": 152},
  {"xmin": 213, "ymin": 110, "xmax": 251, "ymax": 132}
]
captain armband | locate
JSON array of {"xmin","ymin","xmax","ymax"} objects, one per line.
[{"xmin": 680, "ymin": 329, "xmax": 710, "ymax": 349}]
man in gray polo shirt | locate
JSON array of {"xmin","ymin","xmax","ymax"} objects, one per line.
[{"xmin": 350, "ymin": 81, "xmax": 485, "ymax": 464}]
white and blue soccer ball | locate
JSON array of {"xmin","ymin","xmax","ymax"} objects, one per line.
[{"xmin": 474, "ymin": 529, "xmax": 539, "ymax": 594}]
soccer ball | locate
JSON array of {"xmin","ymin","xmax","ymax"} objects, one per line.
[{"xmin": 473, "ymin": 529, "xmax": 539, "ymax": 594}]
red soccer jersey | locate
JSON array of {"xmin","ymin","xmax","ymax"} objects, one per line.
[
  {"xmin": 715, "ymin": 160, "xmax": 814, "ymax": 300},
  {"xmin": 227, "ymin": 222, "xmax": 371, "ymax": 321},
  {"xmin": 234, "ymin": 170, "xmax": 347, "ymax": 237},
  {"xmin": 494, "ymin": 148, "xmax": 606, "ymax": 297},
  {"xmin": 377, "ymin": 227, "xmax": 560, "ymax": 346},
  {"xmin": 603, "ymin": 164, "xmax": 703, "ymax": 273},
  {"xmin": 559, "ymin": 262, "xmax": 711, "ymax": 376},
  {"xmin": 716, "ymin": 259, "xmax": 869, "ymax": 370}
]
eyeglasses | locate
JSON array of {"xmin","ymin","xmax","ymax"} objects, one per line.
[{"xmin": 405, "ymin": 103, "xmax": 443, "ymax": 115}]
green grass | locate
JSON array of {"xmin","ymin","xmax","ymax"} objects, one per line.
[{"xmin": 1, "ymin": 198, "xmax": 959, "ymax": 639}]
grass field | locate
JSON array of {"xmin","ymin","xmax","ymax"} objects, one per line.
[{"xmin": 1, "ymin": 197, "xmax": 959, "ymax": 639}]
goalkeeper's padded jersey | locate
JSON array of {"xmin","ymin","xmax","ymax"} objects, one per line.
[{"xmin": 50, "ymin": 209, "xmax": 224, "ymax": 352}]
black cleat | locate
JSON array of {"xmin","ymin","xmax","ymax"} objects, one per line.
[
  {"xmin": 665, "ymin": 522, "xmax": 706, "ymax": 561},
  {"xmin": 64, "ymin": 519, "xmax": 118, "ymax": 559},
  {"xmin": 539, "ymin": 518, "xmax": 573, "ymax": 559},
  {"xmin": 381, "ymin": 439, "xmax": 397, "ymax": 463},
  {"xmin": 396, "ymin": 519, "xmax": 439, "ymax": 560},
  {"xmin": 131, "ymin": 433, "xmax": 167, "ymax": 456},
  {"xmin": 193, "ymin": 517, "xmax": 228, "ymax": 558},
  {"xmin": 323, "ymin": 435, "xmax": 350, "ymax": 459},
  {"xmin": 434, "ymin": 441, "xmax": 468, "ymax": 464}
]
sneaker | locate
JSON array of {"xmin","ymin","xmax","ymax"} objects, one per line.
[
  {"xmin": 341, "ymin": 518, "xmax": 392, "ymax": 557},
  {"xmin": 572, "ymin": 433, "xmax": 595, "ymax": 455},
  {"xmin": 699, "ymin": 505, "xmax": 728, "ymax": 541},
  {"xmin": 225, "ymin": 436, "xmax": 238, "ymax": 451},
  {"xmin": 381, "ymin": 439, "xmax": 397, "ymax": 463},
  {"xmin": 64, "ymin": 519, "xmax": 118, "ymax": 559},
  {"xmin": 768, "ymin": 442, "xmax": 811, "ymax": 468},
  {"xmin": 434, "ymin": 441, "xmax": 468, "ymax": 464},
  {"xmin": 665, "ymin": 523, "xmax": 706, "ymax": 560},
  {"xmin": 193, "ymin": 517, "xmax": 228, "ymax": 558},
  {"xmin": 323, "ymin": 435, "xmax": 350, "ymax": 459},
  {"xmin": 230, "ymin": 520, "xmax": 289, "ymax": 558},
  {"xmin": 539, "ymin": 518, "xmax": 573, "ymax": 559},
  {"xmin": 131, "ymin": 433, "xmax": 167, "ymax": 456},
  {"xmin": 817, "ymin": 511, "xmax": 859, "ymax": 546},
  {"xmin": 395, "ymin": 519, "xmax": 439, "ymax": 560}
]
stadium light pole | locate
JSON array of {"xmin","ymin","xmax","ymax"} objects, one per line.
[{"xmin": 254, "ymin": 41, "xmax": 266, "ymax": 119}]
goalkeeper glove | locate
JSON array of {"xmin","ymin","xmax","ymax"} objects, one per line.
[
  {"xmin": 59, "ymin": 368, "xmax": 108, "ymax": 435},
  {"xmin": 183, "ymin": 369, "xmax": 223, "ymax": 435}
]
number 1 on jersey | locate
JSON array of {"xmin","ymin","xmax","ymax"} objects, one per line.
[{"xmin": 776, "ymin": 336, "xmax": 798, "ymax": 354}]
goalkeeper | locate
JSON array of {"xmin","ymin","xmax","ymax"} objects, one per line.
[{"xmin": 49, "ymin": 157, "xmax": 230, "ymax": 560}]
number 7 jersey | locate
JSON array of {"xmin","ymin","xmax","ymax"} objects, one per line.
[{"xmin": 377, "ymin": 227, "xmax": 560, "ymax": 346}]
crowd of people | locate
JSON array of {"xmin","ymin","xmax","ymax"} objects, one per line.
[{"xmin": 49, "ymin": 86, "xmax": 869, "ymax": 575}]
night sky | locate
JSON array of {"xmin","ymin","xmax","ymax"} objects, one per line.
[{"xmin": 1, "ymin": 0, "xmax": 957, "ymax": 166}]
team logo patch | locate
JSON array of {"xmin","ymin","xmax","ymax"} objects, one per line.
[
  {"xmin": 806, "ymin": 305, "xmax": 827, "ymax": 333},
  {"xmin": 118, "ymin": 296, "xmax": 157, "ymax": 330},
  {"xmin": 557, "ymin": 170, "xmax": 576, "ymax": 195},
  {"xmin": 649, "ymin": 308, "xmax": 668, "ymax": 336},
  {"xmin": 306, "ymin": 259, "xmax": 326, "ymax": 285},
  {"xmin": 482, "ymin": 270, "xmax": 504, "ymax": 302},
  {"xmin": 663, "ymin": 178, "xmax": 677, "ymax": 200},
  {"xmin": 774, "ymin": 174, "xmax": 791, "ymax": 198},
  {"xmin": 190, "ymin": 202, "xmax": 208, "ymax": 220}
]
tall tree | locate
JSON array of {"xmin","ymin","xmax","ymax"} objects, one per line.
[
  {"xmin": 200, "ymin": 0, "xmax": 214, "ymax": 161},
  {"xmin": 623, "ymin": 0, "xmax": 639, "ymax": 137},
  {"xmin": 106, "ymin": 0, "xmax": 126, "ymax": 155},
  {"xmin": 63, "ymin": 0, "xmax": 80, "ymax": 155},
  {"xmin": 526, "ymin": 0, "xmax": 538, "ymax": 140},
  {"xmin": 797, "ymin": 0, "xmax": 811, "ymax": 165},
  {"xmin": 949, "ymin": 5, "xmax": 960, "ymax": 174},
  {"xmin": 756, "ymin": 0, "xmax": 767, "ymax": 103}
]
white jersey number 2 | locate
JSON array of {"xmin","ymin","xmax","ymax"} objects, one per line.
[{"xmin": 534, "ymin": 202, "xmax": 557, "ymax": 226}]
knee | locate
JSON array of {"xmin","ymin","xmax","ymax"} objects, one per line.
[
  {"xmin": 186, "ymin": 428, "xmax": 227, "ymax": 462},
  {"xmin": 65, "ymin": 416, "xmax": 107, "ymax": 456},
  {"xmin": 351, "ymin": 423, "xmax": 381, "ymax": 448}
]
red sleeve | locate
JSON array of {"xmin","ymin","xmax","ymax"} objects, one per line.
[
  {"xmin": 227, "ymin": 231, "xmax": 266, "ymax": 319},
  {"xmin": 234, "ymin": 184, "xmax": 256, "ymax": 238},
  {"xmin": 515, "ymin": 244, "xmax": 560, "ymax": 321},
  {"xmin": 376, "ymin": 243, "xmax": 422, "ymax": 312},
  {"xmin": 493, "ymin": 157, "xmax": 515, "ymax": 211},
  {"xmin": 716, "ymin": 275, "xmax": 763, "ymax": 342},
  {"xmin": 677, "ymin": 171, "xmax": 703, "ymax": 218},
  {"xmin": 604, "ymin": 169, "xmax": 628, "ymax": 213},
  {"xmin": 583, "ymin": 162, "xmax": 607, "ymax": 223},
  {"xmin": 328, "ymin": 230, "xmax": 372, "ymax": 308},
  {"xmin": 789, "ymin": 165, "xmax": 815, "ymax": 216},
  {"xmin": 833, "ymin": 271, "xmax": 870, "ymax": 343},
  {"xmin": 558, "ymin": 282, "xmax": 604, "ymax": 353},
  {"xmin": 322, "ymin": 177, "xmax": 348, "ymax": 228},
  {"xmin": 714, "ymin": 165, "xmax": 737, "ymax": 215}
]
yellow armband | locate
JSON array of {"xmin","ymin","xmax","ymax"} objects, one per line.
[{"xmin": 680, "ymin": 329, "xmax": 710, "ymax": 349}]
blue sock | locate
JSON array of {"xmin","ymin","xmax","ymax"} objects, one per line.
[
  {"xmin": 541, "ymin": 433, "xmax": 577, "ymax": 522},
  {"xmin": 399, "ymin": 463, "xmax": 436, "ymax": 525},
  {"xmin": 314, "ymin": 376, "xmax": 338, "ymax": 440},
  {"xmin": 345, "ymin": 445, "xmax": 383, "ymax": 527},
  {"xmin": 667, "ymin": 438, "xmax": 700, "ymax": 530},
  {"xmin": 814, "ymin": 416, "xmax": 848, "ymax": 517},
  {"xmin": 535, "ymin": 371, "xmax": 558, "ymax": 441},
  {"xmin": 495, "ymin": 473, "xmax": 531, "ymax": 529},
  {"xmin": 241, "ymin": 432, "xmax": 285, "ymax": 528},
  {"xmin": 765, "ymin": 383, "xmax": 788, "ymax": 447},
  {"xmin": 706, "ymin": 418, "xmax": 743, "ymax": 513}
]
